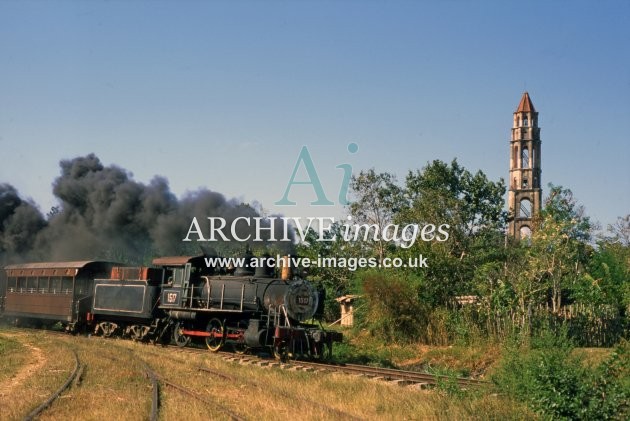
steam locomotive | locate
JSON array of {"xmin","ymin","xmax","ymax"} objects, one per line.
[{"xmin": 0, "ymin": 255, "xmax": 342, "ymax": 359}]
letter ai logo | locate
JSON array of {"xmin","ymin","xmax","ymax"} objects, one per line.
[{"xmin": 275, "ymin": 143, "xmax": 359, "ymax": 206}]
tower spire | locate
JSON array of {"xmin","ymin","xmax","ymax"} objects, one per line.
[
  {"xmin": 508, "ymin": 92, "xmax": 542, "ymax": 239},
  {"xmin": 516, "ymin": 92, "xmax": 536, "ymax": 113}
]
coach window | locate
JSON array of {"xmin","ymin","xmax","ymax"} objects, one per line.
[
  {"xmin": 18, "ymin": 277, "xmax": 27, "ymax": 291},
  {"xmin": 62, "ymin": 277, "xmax": 73, "ymax": 294},
  {"xmin": 27, "ymin": 276, "xmax": 37, "ymax": 292},
  {"xmin": 51, "ymin": 277, "xmax": 61, "ymax": 293},
  {"xmin": 40, "ymin": 277, "xmax": 49, "ymax": 293}
]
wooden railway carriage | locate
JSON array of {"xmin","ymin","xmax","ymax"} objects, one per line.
[{"xmin": 2, "ymin": 261, "xmax": 116, "ymax": 330}]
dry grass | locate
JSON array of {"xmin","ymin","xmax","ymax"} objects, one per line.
[
  {"xmin": 572, "ymin": 347, "xmax": 613, "ymax": 368},
  {"xmin": 0, "ymin": 327, "xmax": 532, "ymax": 420},
  {"xmin": 398, "ymin": 343, "xmax": 503, "ymax": 378},
  {"xmin": 0, "ymin": 331, "xmax": 75, "ymax": 420}
]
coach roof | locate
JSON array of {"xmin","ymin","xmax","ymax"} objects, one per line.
[
  {"xmin": 152, "ymin": 255, "xmax": 205, "ymax": 266},
  {"xmin": 5, "ymin": 261, "xmax": 107, "ymax": 270}
]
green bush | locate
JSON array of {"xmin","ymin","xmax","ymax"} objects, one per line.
[
  {"xmin": 587, "ymin": 340, "xmax": 630, "ymax": 419},
  {"xmin": 360, "ymin": 271, "xmax": 428, "ymax": 342},
  {"xmin": 493, "ymin": 331, "xmax": 629, "ymax": 420}
]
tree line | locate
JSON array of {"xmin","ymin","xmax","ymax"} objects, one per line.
[{"xmin": 298, "ymin": 159, "xmax": 629, "ymax": 347}]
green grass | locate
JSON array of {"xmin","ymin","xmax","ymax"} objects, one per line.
[
  {"xmin": 334, "ymin": 328, "xmax": 501, "ymax": 378},
  {"xmin": 0, "ymin": 334, "xmax": 28, "ymax": 383}
]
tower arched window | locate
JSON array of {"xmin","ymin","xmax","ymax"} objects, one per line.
[
  {"xmin": 521, "ymin": 147, "xmax": 529, "ymax": 168},
  {"xmin": 520, "ymin": 198, "xmax": 532, "ymax": 218},
  {"xmin": 523, "ymin": 115, "xmax": 528, "ymax": 127},
  {"xmin": 520, "ymin": 225, "xmax": 532, "ymax": 240}
]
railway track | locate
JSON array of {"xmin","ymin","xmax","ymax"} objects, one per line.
[
  {"xmin": 157, "ymin": 374, "xmax": 248, "ymax": 421},
  {"xmin": 95, "ymin": 349, "xmax": 161, "ymax": 421},
  {"xmin": 295, "ymin": 360, "xmax": 488, "ymax": 388},
  {"xmin": 198, "ymin": 366, "xmax": 364, "ymax": 420},
  {"xmin": 23, "ymin": 346, "xmax": 83, "ymax": 421},
  {"xmin": 115, "ymin": 343, "xmax": 247, "ymax": 421},
  {"xmin": 34, "ymin": 328, "xmax": 487, "ymax": 390},
  {"xmin": 136, "ymin": 358, "xmax": 160, "ymax": 421},
  {"xmin": 216, "ymin": 352, "xmax": 488, "ymax": 389},
  {"xmin": 163, "ymin": 343, "xmax": 489, "ymax": 389}
]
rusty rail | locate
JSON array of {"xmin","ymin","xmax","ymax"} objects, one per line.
[
  {"xmin": 158, "ymin": 374, "xmax": 247, "ymax": 421},
  {"xmin": 23, "ymin": 347, "xmax": 82, "ymax": 421},
  {"xmin": 137, "ymin": 359, "xmax": 159, "ymax": 421},
  {"xmin": 299, "ymin": 361, "xmax": 489, "ymax": 387},
  {"xmin": 198, "ymin": 366, "xmax": 364, "ymax": 421}
]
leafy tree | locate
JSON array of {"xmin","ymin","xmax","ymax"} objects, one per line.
[
  {"xmin": 402, "ymin": 159, "xmax": 506, "ymax": 237},
  {"xmin": 396, "ymin": 159, "xmax": 507, "ymax": 305},
  {"xmin": 605, "ymin": 214, "xmax": 630, "ymax": 246},
  {"xmin": 574, "ymin": 215, "xmax": 630, "ymax": 313},
  {"xmin": 524, "ymin": 185, "xmax": 592, "ymax": 313},
  {"xmin": 296, "ymin": 223, "xmax": 357, "ymax": 321},
  {"xmin": 348, "ymin": 169, "xmax": 404, "ymax": 262}
]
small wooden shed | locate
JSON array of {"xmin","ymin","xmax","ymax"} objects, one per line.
[{"xmin": 335, "ymin": 295, "xmax": 360, "ymax": 327}]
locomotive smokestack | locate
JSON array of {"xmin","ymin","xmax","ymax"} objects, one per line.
[{"xmin": 280, "ymin": 255, "xmax": 292, "ymax": 281}]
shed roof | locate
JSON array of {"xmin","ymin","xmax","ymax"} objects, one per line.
[{"xmin": 335, "ymin": 294, "xmax": 361, "ymax": 303}]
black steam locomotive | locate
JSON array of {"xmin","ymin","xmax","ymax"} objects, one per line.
[{"xmin": 0, "ymin": 255, "xmax": 342, "ymax": 359}]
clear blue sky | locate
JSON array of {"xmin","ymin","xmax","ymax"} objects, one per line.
[{"xmin": 1, "ymin": 1, "xmax": 628, "ymax": 229}]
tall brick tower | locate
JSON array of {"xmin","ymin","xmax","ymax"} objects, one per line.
[{"xmin": 508, "ymin": 92, "xmax": 542, "ymax": 239}]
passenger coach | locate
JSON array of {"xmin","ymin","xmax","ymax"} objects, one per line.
[{"xmin": 2, "ymin": 261, "xmax": 116, "ymax": 330}]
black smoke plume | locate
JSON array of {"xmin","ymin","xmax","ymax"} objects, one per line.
[{"xmin": 0, "ymin": 154, "xmax": 293, "ymax": 264}]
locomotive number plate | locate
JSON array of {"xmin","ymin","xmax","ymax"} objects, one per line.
[
  {"xmin": 297, "ymin": 296, "xmax": 310, "ymax": 305},
  {"xmin": 161, "ymin": 289, "xmax": 181, "ymax": 306}
]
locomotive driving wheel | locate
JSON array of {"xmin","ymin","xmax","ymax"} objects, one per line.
[
  {"xmin": 173, "ymin": 322, "xmax": 190, "ymax": 347},
  {"xmin": 205, "ymin": 318, "xmax": 225, "ymax": 352}
]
